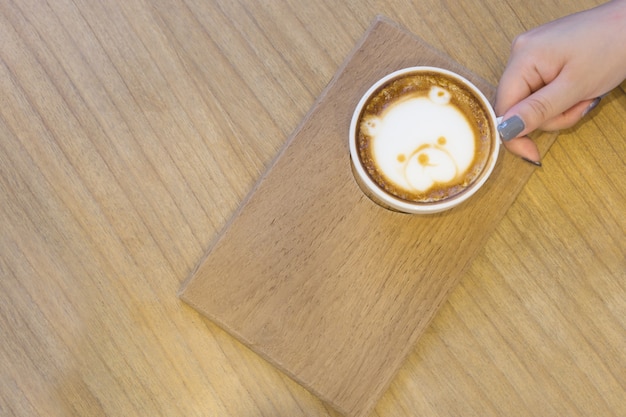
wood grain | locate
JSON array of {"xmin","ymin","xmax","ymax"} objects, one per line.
[
  {"xmin": 1, "ymin": 0, "xmax": 623, "ymax": 416},
  {"xmin": 179, "ymin": 17, "xmax": 558, "ymax": 417}
]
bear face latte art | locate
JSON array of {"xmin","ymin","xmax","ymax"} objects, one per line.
[{"xmin": 349, "ymin": 67, "xmax": 500, "ymax": 214}]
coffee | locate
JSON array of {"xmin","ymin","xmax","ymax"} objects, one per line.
[{"xmin": 349, "ymin": 67, "xmax": 499, "ymax": 213}]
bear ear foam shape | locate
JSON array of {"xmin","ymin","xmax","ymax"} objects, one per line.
[
  {"xmin": 361, "ymin": 115, "xmax": 381, "ymax": 137},
  {"xmin": 429, "ymin": 86, "xmax": 451, "ymax": 105}
]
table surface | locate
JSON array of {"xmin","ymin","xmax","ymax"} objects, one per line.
[{"xmin": 1, "ymin": 1, "xmax": 624, "ymax": 416}]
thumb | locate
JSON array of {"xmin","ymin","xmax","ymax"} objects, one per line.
[{"xmin": 498, "ymin": 76, "xmax": 579, "ymax": 141}]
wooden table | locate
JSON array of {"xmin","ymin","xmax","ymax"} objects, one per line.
[{"xmin": 1, "ymin": 1, "xmax": 624, "ymax": 416}]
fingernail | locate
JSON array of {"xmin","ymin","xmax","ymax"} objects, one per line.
[
  {"xmin": 497, "ymin": 115, "xmax": 525, "ymax": 141},
  {"xmin": 521, "ymin": 157, "xmax": 542, "ymax": 167},
  {"xmin": 582, "ymin": 97, "xmax": 602, "ymax": 117}
]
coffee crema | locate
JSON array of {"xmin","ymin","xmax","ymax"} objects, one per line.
[{"xmin": 356, "ymin": 71, "xmax": 494, "ymax": 203}]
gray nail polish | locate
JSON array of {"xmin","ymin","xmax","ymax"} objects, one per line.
[
  {"xmin": 582, "ymin": 97, "xmax": 602, "ymax": 117},
  {"xmin": 497, "ymin": 115, "xmax": 525, "ymax": 141}
]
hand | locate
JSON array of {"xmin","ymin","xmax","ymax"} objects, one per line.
[{"xmin": 495, "ymin": 0, "xmax": 626, "ymax": 163}]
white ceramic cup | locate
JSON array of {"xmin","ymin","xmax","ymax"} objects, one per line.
[{"xmin": 349, "ymin": 66, "xmax": 500, "ymax": 214}]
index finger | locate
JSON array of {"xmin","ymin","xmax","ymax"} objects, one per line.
[{"xmin": 494, "ymin": 55, "xmax": 547, "ymax": 116}]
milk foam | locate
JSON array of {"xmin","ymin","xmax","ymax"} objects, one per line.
[{"xmin": 361, "ymin": 86, "xmax": 475, "ymax": 193}]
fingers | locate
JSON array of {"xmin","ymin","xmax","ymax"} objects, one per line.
[
  {"xmin": 497, "ymin": 74, "xmax": 580, "ymax": 140},
  {"xmin": 494, "ymin": 30, "xmax": 562, "ymax": 118},
  {"xmin": 540, "ymin": 98, "xmax": 599, "ymax": 131},
  {"xmin": 497, "ymin": 94, "xmax": 600, "ymax": 165},
  {"xmin": 495, "ymin": 64, "xmax": 544, "ymax": 117},
  {"xmin": 502, "ymin": 135, "xmax": 541, "ymax": 166},
  {"xmin": 499, "ymin": 95, "xmax": 600, "ymax": 137}
]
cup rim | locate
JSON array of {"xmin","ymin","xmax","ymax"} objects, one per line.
[{"xmin": 349, "ymin": 66, "xmax": 500, "ymax": 214}]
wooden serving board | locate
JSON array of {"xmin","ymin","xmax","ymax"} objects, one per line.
[{"xmin": 180, "ymin": 16, "xmax": 554, "ymax": 417}]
